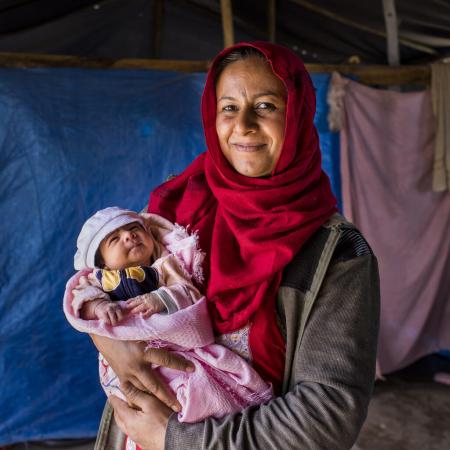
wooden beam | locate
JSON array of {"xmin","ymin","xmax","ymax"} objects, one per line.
[
  {"xmin": 382, "ymin": 0, "xmax": 400, "ymax": 65},
  {"xmin": 268, "ymin": 0, "xmax": 276, "ymax": 43},
  {"xmin": 288, "ymin": 0, "xmax": 436, "ymax": 55},
  {"xmin": 0, "ymin": 52, "xmax": 431, "ymax": 85},
  {"xmin": 220, "ymin": 0, "xmax": 234, "ymax": 48},
  {"xmin": 0, "ymin": 52, "xmax": 210, "ymax": 72},
  {"xmin": 112, "ymin": 58, "xmax": 209, "ymax": 72},
  {"xmin": 151, "ymin": 0, "xmax": 165, "ymax": 59}
]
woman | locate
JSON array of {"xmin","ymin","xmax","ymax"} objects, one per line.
[{"xmin": 92, "ymin": 42, "xmax": 379, "ymax": 450}]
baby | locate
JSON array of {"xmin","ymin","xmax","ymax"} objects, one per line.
[
  {"xmin": 72, "ymin": 206, "xmax": 202, "ymax": 325},
  {"xmin": 64, "ymin": 206, "xmax": 272, "ymax": 427}
]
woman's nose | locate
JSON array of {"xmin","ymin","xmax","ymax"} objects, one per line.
[{"xmin": 235, "ymin": 108, "xmax": 257, "ymax": 135}]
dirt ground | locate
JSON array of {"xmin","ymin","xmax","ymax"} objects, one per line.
[
  {"xmin": 8, "ymin": 356, "xmax": 450, "ymax": 450},
  {"xmin": 353, "ymin": 376, "xmax": 450, "ymax": 450}
]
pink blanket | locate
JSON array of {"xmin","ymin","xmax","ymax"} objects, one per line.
[
  {"xmin": 63, "ymin": 271, "xmax": 272, "ymax": 422},
  {"xmin": 331, "ymin": 73, "xmax": 450, "ymax": 375}
]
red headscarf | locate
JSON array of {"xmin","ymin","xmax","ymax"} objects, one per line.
[{"xmin": 148, "ymin": 42, "xmax": 337, "ymax": 391}]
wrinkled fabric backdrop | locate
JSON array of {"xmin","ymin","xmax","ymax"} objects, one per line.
[
  {"xmin": 0, "ymin": 69, "xmax": 339, "ymax": 445},
  {"xmin": 337, "ymin": 75, "xmax": 450, "ymax": 375}
]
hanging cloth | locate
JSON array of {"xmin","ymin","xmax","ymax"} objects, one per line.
[
  {"xmin": 329, "ymin": 72, "xmax": 450, "ymax": 375},
  {"xmin": 431, "ymin": 64, "xmax": 450, "ymax": 192}
]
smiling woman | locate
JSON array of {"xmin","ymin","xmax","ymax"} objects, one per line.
[
  {"xmin": 215, "ymin": 53, "xmax": 286, "ymax": 177},
  {"xmin": 91, "ymin": 41, "xmax": 380, "ymax": 450}
]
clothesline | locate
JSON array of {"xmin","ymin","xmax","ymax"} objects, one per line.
[{"xmin": 0, "ymin": 51, "xmax": 431, "ymax": 85}]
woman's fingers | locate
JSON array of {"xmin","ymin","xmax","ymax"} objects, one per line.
[
  {"xmin": 121, "ymin": 383, "xmax": 142, "ymax": 410},
  {"xmin": 89, "ymin": 337, "xmax": 184, "ymax": 412},
  {"xmin": 109, "ymin": 395, "xmax": 136, "ymax": 433},
  {"xmin": 120, "ymin": 381, "xmax": 152, "ymax": 411},
  {"xmin": 128, "ymin": 375, "xmax": 147, "ymax": 393},
  {"xmin": 109, "ymin": 386, "xmax": 171, "ymax": 450},
  {"xmin": 144, "ymin": 347, "xmax": 195, "ymax": 373},
  {"xmin": 134, "ymin": 366, "xmax": 181, "ymax": 412}
]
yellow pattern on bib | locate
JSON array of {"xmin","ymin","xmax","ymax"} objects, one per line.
[
  {"xmin": 101, "ymin": 266, "xmax": 146, "ymax": 292},
  {"xmin": 125, "ymin": 266, "xmax": 146, "ymax": 282},
  {"xmin": 101, "ymin": 270, "xmax": 121, "ymax": 292}
]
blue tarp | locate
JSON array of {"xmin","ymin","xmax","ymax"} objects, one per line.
[
  {"xmin": 313, "ymin": 73, "xmax": 342, "ymax": 212},
  {"xmin": 0, "ymin": 67, "xmax": 340, "ymax": 445}
]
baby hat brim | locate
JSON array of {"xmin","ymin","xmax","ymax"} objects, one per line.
[{"xmin": 74, "ymin": 207, "xmax": 144, "ymax": 270}]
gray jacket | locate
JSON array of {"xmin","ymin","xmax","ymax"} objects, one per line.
[{"xmin": 95, "ymin": 214, "xmax": 380, "ymax": 450}]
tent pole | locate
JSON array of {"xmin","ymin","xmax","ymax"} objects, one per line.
[
  {"xmin": 220, "ymin": 0, "xmax": 234, "ymax": 48},
  {"xmin": 151, "ymin": 0, "xmax": 165, "ymax": 59},
  {"xmin": 268, "ymin": 0, "xmax": 276, "ymax": 43},
  {"xmin": 382, "ymin": 0, "xmax": 400, "ymax": 66}
]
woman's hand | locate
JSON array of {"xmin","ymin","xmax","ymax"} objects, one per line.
[
  {"xmin": 110, "ymin": 382, "xmax": 172, "ymax": 450},
  {"xmin": 90, "ymin": 334, "xmax": 194, "ymax": 411}
]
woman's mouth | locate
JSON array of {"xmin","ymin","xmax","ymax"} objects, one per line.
[{"xmin": 231, "ymin": 143, "xmax": 266, "ymax": 152}]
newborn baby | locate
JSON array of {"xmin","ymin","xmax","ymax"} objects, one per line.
[
  {"xmin": 73, "ymin": 206, "xmax": 201, "ymax": 325},
  {"xmin": 64, "ymin": 206, "xmax": 272, "ymax": 437}
]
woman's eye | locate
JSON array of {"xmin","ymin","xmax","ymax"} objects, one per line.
[
  {"xmin": 110, "ymin": 236, "xmax": 119, "ymax": 244},
  {"xmin": 256, "ymin": 102, "xmax": 275, "ymax": 111},
  {"xmin": 222, "ymin": 104, "xmax": 238, "ymax": 112}
]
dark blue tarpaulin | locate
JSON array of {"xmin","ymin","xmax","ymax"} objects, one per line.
[
  {"xmin": 0, "ymin": 67, "xmax": 340, "ymax": 445},
  {"xmin": 313, "ymin": 73, "xmax": 342, "ymax": 212}
]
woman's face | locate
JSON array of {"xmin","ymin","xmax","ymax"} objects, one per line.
[{"xmin": 215, "ymin": 55, "xmax": 287, "ymax": 178}]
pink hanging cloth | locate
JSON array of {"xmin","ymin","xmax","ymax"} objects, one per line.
[{"xmin": 329, "ymin": 73, "xmax": 450, "ymax": 375}]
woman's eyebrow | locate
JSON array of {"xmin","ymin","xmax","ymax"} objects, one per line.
[
  {"xmin": 217, "ymin": 95, "xmax": 235, "ymax": 102},
  {"xmin": 218, "ymin": 91, "xmax": 281, "ymax": 102}
]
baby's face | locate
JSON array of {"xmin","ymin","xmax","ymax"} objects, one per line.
[{"xmin": 99, "ymin": 222, "xmax": 154, "ymax": 270}]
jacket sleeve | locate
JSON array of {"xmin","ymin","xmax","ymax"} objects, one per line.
[{"xmin": 164, "ymin": 252, "xmax": 380, "ymax": 450}]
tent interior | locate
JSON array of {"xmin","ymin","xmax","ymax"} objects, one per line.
[
  {"xmin": 0, "ymin": 0, "xmax": 449, "ymax": 447},
  {"xmin": 1, "ymin": 0, "xmax": 450, "ymax": 64}
]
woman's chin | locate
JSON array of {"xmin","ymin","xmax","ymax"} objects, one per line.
[{"xmin": 234, "ymin": 163, "xmax": 272, "ymax": 178}]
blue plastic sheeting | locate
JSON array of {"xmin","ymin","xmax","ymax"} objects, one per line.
[
  {"xmin": 0, "ymin": 68, "xmax": 339, "ymax": 445},
  {"xmin": 0, "ymin": 67, "xmax": 206, "ymax": 445},
  {"xmin": 313, "ymin": 73, "xmax": 342, "ymax": 211}
]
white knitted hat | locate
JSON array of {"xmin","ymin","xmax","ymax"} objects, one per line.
[{"xmin": 74, "ymin": 206, "xmax": 144, "ymax": 270}]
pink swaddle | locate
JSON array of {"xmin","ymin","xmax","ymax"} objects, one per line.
[
  {"xmin": 64, "ymin": 214, "xmax": 272, "ymax": 422},
  {"xmin": 64, "ymin": 275, "xmax": 272, "ymax": 421}
]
